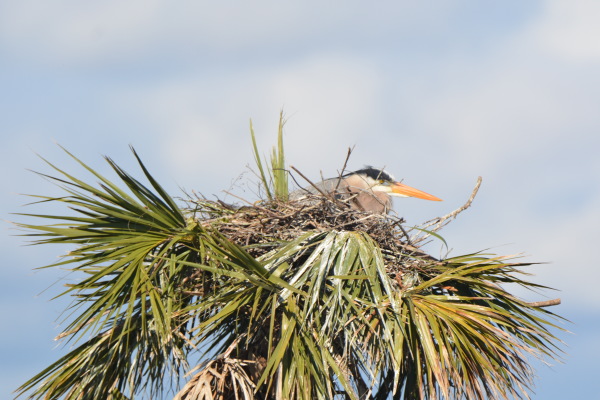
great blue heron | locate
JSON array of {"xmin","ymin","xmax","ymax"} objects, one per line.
[{"xmin": 290, "ymin": 167, "xmax": 441, "ymax": 214}]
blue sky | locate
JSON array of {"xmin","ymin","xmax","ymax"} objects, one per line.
[{"xmin": 2, "ymin": 1, "xmax": 599, "ymax": 398}]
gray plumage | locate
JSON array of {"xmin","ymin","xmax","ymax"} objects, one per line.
[{"xmin": 289, "ymin": 167, "xmax": 441, "ymax": 214}]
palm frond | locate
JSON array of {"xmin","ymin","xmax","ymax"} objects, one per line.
[
  {"xmin": 249, "ymin": 110, "xmax": 288, "ymax": 201},
  {"xmin": 15, "ymin": 147, "xmax": 198, "ymax": 399},
  {"xmin": 175, "ymin": 227, "xmax": 563, "ymax": 400},
  {"xmin": 250, "ymin": 119, "xmax": 273, "ymax": 201}
]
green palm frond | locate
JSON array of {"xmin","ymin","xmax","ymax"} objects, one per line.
[
  {"xmin": 15, "ymin": 147, "xmax": 198, "ymax": 399},
  {"xmin": 14, "ymin": 133, "xmax": 564, "ymax": 400},
  {"xmin": 250, "ymin": 110, "xmax": 288, "ymax": 201},
  {"xmin": 174, "ymin": 229, "xmax": 562, "ymax": 400}
]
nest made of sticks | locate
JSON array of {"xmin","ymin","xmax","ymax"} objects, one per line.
[
  {"xmin": 187, "ymin": 190, "xmax": 455, "ymax": 290},
  {"xmin": 182, "ymin": 176, "xmax": 563, "ymax": 309}
]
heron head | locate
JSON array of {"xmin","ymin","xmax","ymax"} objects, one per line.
[{"xmin": 349, "ymin": 167, "xmax": 442, "ymax": 202}]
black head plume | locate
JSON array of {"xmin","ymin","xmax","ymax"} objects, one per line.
[{"xmin": 345, "ymin": 166, "xmax": 395, "ymax": 182}]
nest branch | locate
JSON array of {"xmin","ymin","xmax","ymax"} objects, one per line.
[
  {"xmin": 411, "ymin": 176, "xmax": 482, "ymax": 244},
  {"xmin": 525, "ymin": 299, "xmax": 561, "ymax": 308},
  {"xmin": 334, "ymin": 146, "xmax": 354, "ymax": 190},
  {"xmin": 289, "ymin": 165, "xmax": 344, "ymax": 208}
]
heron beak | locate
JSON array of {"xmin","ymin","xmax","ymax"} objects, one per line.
[{"xmin": 390, "ymin": 182, "xmax": 442, "ymax": 201}]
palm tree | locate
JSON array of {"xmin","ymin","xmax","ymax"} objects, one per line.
[{"xmin": 14, "ymin": 115, "xmax": 563, "ymax": 400}]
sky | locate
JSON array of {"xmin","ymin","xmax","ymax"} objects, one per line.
[{"xmin": 1, "ymin": 1, "xmax": 599, "ymax": 398}]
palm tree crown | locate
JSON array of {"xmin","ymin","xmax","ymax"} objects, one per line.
[{"xmin": 14, "ymin": 117, "xmax": 563, "ymax": 400}]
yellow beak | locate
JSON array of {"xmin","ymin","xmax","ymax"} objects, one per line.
[{"xmin": 390, "ymin": 182, "xmax": 442, "ymax": 201}]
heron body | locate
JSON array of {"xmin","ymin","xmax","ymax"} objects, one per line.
[{"xmin": 289, "ymin": 167, "xmax": 441, "ymax": 214}]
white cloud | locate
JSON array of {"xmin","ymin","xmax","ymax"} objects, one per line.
[
  {"xmin": 265, "ymin": 57, "xmax": 382, "ymax": 168},
  {"xmin": 0, "ymin": 1, "xmax": 163, "ymax": 62},
  {"xmin": 525, "ymin": 196, "xmax": 600, "ymax": 306},
  {"xmin": 397, "ymin": 48, "xmax": 600, "ymax": 182},
  {"xmin": 526, "ymin": 0, "xmax": 600, "ymax": 63},
  {"xmin": 113, "ymin": 54, "xmax": 383, "ymax": 192},
  {"xmin": 0, "ymin": 1, "xmax": 459, "ymax": 66}
]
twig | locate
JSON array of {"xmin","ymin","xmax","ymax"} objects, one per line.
[
  {"xmin": 431, "ymin": 176, "xmax": 482, "ymax": 232},
  {"xmin": 290, "ymin": 165, "xmax": 343, "ymax": 207},
  {"xmin": 330, "ymin": 213, "xmax": 379, "ymax": 229},
  {"xmin": 222, "ymin": 190, "xmax": 279, "ymax": 217},
  {"xmin": 525, "ymin": 298, "xmax": 561, "ymax": 307},
  {"xmin": 412, "ymin": 177, "xmax": 482, "ymax": 243},
  {"xmin": 222, "ymin": 190, "xmax": 255, "ymax": 207},
  {"xmin": 290, "ymin": 166, "xmax": 329, "ymax": 197},
  {"xmin": 334, "ymin": 146, "xmax": 354, "ymax": 191},
  {"xmin": 288, "ymin": 168, "xmax": 310, "ymax": 192},
  {"xmin": 396, "ymin": 221, "xmax": 412, "ymax": 244}
]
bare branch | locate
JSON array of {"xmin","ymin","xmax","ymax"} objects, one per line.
[
  {"xmin": 412, "ymin": 176, "xmax": 482, "ymax": 244},
  {"xmin": 289, "ymin": 166, "xmax": 329, "ymax": 197},
  {"xmin": 334, "ymin": 146, "xmax": 354, "ymax": 190},
  {"xmin": 222, "ymin": 190, "xmax": 280, "ymax": 217},
  {"xmin": 526, "ymin": 298, "xmax": 561, "ymax": 308},
  {"xmin": 290, "ymin": 165, "xmax": 344, "ymax": 207}
]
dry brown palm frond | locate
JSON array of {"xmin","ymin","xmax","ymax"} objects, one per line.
[{"xmin": 174, "ymin": 358, "xmax": 256, "ymax": 400}]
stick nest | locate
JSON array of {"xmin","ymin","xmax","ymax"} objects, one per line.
[{"xmin": 189, "ymin": 194, "xmax": 440, "ymax": 290}]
